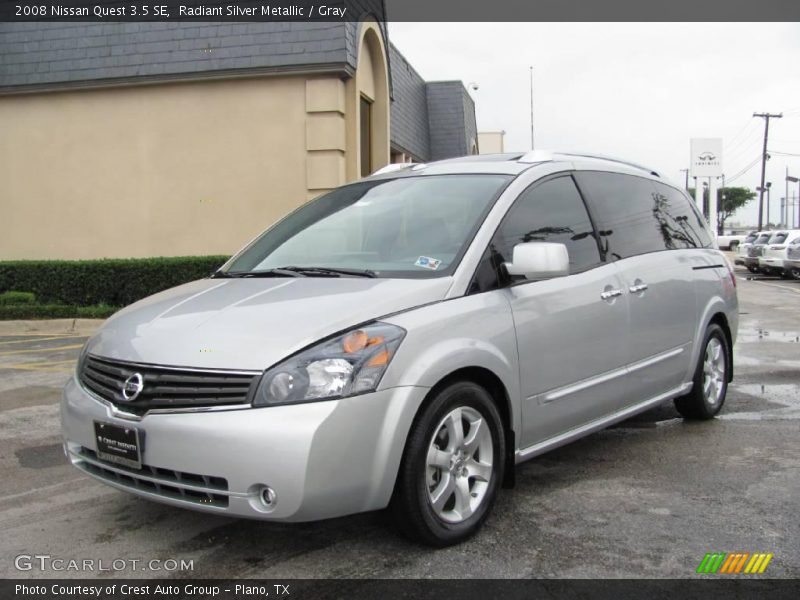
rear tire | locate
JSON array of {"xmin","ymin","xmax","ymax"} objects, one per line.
[
  {"xmin": 729, "ymin": 241, "xmax": 739, "ymax": 251},
  {"xmin": 746, "ymin": 265, "xmax": 758, "ymax": 273},
  {"xmin": 675, "ymin": 324, "xmax": 729, "ymax": 420},
  {"xmin": 390, "ymin": 381, "xmax": 505, "ymax": 547}
]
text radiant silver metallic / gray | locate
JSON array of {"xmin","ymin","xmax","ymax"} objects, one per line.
[{"xmin": 62, "ymin": 151, "xmax": 738, "ymax": 546}]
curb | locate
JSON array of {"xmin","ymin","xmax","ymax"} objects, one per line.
[{"xmin": 0, "ymin": 318, "xmax": 104, "ymax": 336}]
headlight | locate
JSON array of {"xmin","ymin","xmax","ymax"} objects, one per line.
[
  {"xmin": 252, "ymin": 323, "xmax": 406, "ymax": 407},
  {"xmin": 75, "ymin": 342, "xmax": 90, "ymax": 376}
]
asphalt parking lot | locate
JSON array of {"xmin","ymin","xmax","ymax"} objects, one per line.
[{"xmin": 1, "ymin": 262, "xmax": 798, "ymax": 579}]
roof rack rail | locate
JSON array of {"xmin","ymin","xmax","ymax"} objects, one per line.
[
  {"xmin": 518, "ymin": 150, "xmax": 660, "ymax": 177},
  {"xmin": 561, "ymin": 152, "xmax": 660, "ymax": 177},
  {"xmin": 371, "ymin": 162, "xmax": 419, "ymax": 176}
]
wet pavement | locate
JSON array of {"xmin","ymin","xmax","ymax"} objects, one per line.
[{"xmin": 1, "ymin": 264, "xmax": 798, "ymax": 579}]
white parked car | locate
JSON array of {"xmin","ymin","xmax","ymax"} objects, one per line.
[
  {"xmin": 717, "ymin": 230, "xmax": 753, "ymax": 252},
  {"xmin": 785, "ymin": 238, "xmax": 800, "ymax": 279},
  {"xmin": 734, "ymin": 231, "xmax": 761, "ymax": 266},
  {"xmin": 760, "ymin": 230, "xmax": 800, "ymax": 277},
  {"xmin": 743, "ymin": 232, "xmax": 776, "ymax": 273}
]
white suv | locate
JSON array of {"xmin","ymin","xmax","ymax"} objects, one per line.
[{"xmin": 758, "ymin": 230, "xmax": 800, "ymax": 277}]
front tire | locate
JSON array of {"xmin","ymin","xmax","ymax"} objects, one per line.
[
  {"xmin": 390, "ymin": 381, "xmax": 505, "ymax": 547},
  {"xmin": 675, "ymin": 324, "xmax": 730, "ymax": 420}
]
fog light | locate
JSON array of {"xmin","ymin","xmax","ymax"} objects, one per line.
[{"xmin": 261, "ymin": 486, "xmax": 277, "ymax": 508}]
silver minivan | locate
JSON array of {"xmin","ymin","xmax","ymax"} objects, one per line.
[{"xmin": 62, "ymin": 151, "xmax": 738, "ymax": 546}]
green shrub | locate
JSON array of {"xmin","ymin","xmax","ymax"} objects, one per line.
[
  {"xmin": 0, "ymin": 290, "xmax": 36, "ymax": 305},
  {"xmin": 0, "ymin": 256, "xmax": 229, "ymax": 307},
  {"xmin": 76, "ymin": 304, "xmax": 119, "ymax": 319},
  {"xmin": 0, "ymin": 304, "xmax": 119, "ymax": 320}
]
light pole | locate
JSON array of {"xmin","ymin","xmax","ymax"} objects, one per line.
[
  {"xmin": 529, "ymin": 66, "xmax": 534, "ymax": 150},
  {"xmin": 788, "ymin": 174, "xmax": 800, "ymax": 228},
  {"xmin": 680, "ymin": 168, "xmax": 690, "ymax": 190},
  {"xmin": 766, "ymin": 182, "xmax": 772, "ymax": 226}
]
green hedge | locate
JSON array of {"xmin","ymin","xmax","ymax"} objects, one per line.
[
  {"xmin": 0, "ymin": 291, "xmax": 36, "ymax": 305},
  {"xmin": 0, "ymin": 256, "xmax": 229, "ymax": 307}
]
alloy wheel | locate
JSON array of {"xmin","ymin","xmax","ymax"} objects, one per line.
[
  {"xmin": 426, "ymin": 406, "xmax": 494, "ymax": 524},
  {"xmin": 703, "ymin": 337, "xmax": 726, "ymax": 406}
]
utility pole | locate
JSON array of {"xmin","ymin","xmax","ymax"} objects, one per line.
[
  {"xmin": 680, "ymin": 168, "xmax": 690, "ymax": 190},
  {"xmin": 753, "ymin": 112, "xmax": 782, "ymax": 230},
  {"xmin": 529, "ymin": 66, "xmax": 534, "ymax": 150}
]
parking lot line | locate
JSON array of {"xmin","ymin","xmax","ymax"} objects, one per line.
[
  {"xmin": 0, "ymin": 343, "xmax": 84, "ymax": 357},
  {"xmin": 748, "ymin": 279, "xmax": 800, "ymax": 295},
  {"xmin": 0, "ymin": 335, "xmax": 85, "ymax": 346},
  {"xmin": 0, "ymin": 358, "xmax": 76, "ymax": 372},
  {"xmin": 0, "ymin": 364, "xmax": 74, "ymax": 372},
  {"xmin": 0, "ymin": 359, "xmax": 76, "ymax": 368}
]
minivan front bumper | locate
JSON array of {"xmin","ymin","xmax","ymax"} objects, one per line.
[{"xmin": 61, "ymin": 376, "xmax": 427, "ymax": 521}]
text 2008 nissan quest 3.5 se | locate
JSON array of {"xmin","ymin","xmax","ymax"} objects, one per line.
[{"xmin": 62, "ymin": 151, "xmax": 737, "ymax": 546}]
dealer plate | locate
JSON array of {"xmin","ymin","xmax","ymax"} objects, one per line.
[{"xmin": 93, "ymin": 421, "xmax": 141, "ymax": 469}]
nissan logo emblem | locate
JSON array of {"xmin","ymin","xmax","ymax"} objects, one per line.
[{"xmin": 121, "ymin": 373, "xmax": 144, "ymax": 401}]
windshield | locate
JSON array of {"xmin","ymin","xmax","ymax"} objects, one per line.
[
  {"xmin": 744, "ymin": 233, "xmax": 759, "ymax": 243},
  {"xmin": 755, "ymin": 234, "xmax": 772, "ymax": 244},
  {"xmin": 222, "ymin": 174, "xmax": 511, "ymax": 278}
]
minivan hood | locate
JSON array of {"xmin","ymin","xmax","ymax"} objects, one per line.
[{"xmin": 88, "ymin": 277, "xmax": 452, "ymax": 370}]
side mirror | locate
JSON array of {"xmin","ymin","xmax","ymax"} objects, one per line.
[{"xmin": 504, "ymin": 242, "xmax": 569, "ymax": 280}]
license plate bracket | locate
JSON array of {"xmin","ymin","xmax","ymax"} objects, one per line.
[{"xmin": 93, "ymin": 421, "xmax": 142, "ymax": 469}]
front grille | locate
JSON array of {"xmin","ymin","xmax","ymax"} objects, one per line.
[
  {"xmin": 788, "ymin": 246, "xmax": 800, "ymax": 260},
  {"xmin": 747, "ymin": 245, "xmax": 764, "ymax": 257},
  {"xmin": 73, "ymin": 447, "xmax": 229, "ymax": 508},
  {"xmin": 80, "ymin": 354, "xmax": 259, "ymax": 416}
]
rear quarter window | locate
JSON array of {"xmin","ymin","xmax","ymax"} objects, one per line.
[{"xmin": 574, "ymin": 171, "xmax": 711, "ymax": 260}]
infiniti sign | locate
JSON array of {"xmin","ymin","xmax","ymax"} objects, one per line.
[{"xmin": 690, "ymin": 138, "xmax": 723, "ymax": 177}]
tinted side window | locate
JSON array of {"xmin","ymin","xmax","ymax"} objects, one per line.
[
  {"xmin": 493, "ymin": 176, "xmax": 601, "ymax": 274},
  {"xmin": 576, "ymin": 172, "xmax": 668, "ymax": 259},
  {"xmin": 653, "ymin": 182, "xmax": 713, "ymax": 249},
  {"xmin": 771, "ymin": 233, "xmax": 788, "ymax": 244}
]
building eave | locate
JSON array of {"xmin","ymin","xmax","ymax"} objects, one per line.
[{"xmin": 0, "ymin": 62, "xmax": 355, "ymax": 96}]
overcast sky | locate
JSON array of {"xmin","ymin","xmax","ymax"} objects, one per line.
[{"xmin": 389, "ymin": 23, "xmax": 800, "ymax": 228}]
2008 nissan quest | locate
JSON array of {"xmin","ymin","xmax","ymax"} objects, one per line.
[{"xmin": 62, "ymin": 151, "xmax": 738, "ymax": 546}]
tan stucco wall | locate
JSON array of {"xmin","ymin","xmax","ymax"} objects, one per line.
[
  {"xmin": 478, "ymin": 131, "xmax": 505, "ymax": 155},
  {"xmin": 0, "ymin": 76, "xmax": 321, "ymax": 260}
]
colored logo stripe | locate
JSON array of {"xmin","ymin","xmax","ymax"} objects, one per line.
[{"xmin": 697, "ymin": 552, "xmax": 773, "ymax": 574}]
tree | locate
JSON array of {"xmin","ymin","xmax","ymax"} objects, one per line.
[{"xmin": 687, "ymin": 186, "xmax": 756, "ymax": 234}]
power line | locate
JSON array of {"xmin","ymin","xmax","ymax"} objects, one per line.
[
  {"xmin": 726, "ymin": 119, "xmax": 759, "ymax": 148},
  {"xmin": 725, "ymin": 121, "xmax": 761, "ymax": 154},
  {"xmin": 725, "ymin": 155, "xmax": 762, "ymax": 185}
]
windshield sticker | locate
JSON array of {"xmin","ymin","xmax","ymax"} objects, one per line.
[{"xmin": 415, "ymin": 256, "xmax": 442, "ymax": 270}]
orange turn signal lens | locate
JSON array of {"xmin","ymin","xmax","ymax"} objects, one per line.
[
  {"xmin": 343, "ymin": 330, "xmax": 368, "ymax": 353},
  {"xmin": 366, "ymin": 349, "xmax": 391, "ymax": 367}
]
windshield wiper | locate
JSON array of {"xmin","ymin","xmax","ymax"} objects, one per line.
[
  {"xmin": 213, "ymin": 269, "xmax": 306, "ymax": 278},
  {"xmin": 282, "ymin": 266, "xmax": 378, "ymax": 278}
]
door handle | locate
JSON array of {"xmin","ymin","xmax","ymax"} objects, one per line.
[
  {"xmin": 600, "ymin": 289, "xmax": 623, "ymax": 300},
  {"xmin": 629, "ymin": 283, "xmax": 648, "ymax": 293}
]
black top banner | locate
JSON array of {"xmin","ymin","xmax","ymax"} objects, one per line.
[{"xmin": 2, "ymin": 0, "xmax": 800, "ymax": 22}]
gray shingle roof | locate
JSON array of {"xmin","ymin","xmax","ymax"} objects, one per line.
[
  {"xmin": 426, "ymin": 81, "xmax": 476, "ymax": 161},
  {"xmin": 388, "ymin": 43, "xmax": 430, "ymax": 162},
  {"xmin": 0, "ymin": 6, "xmax": 388, "ymax": 91}
]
